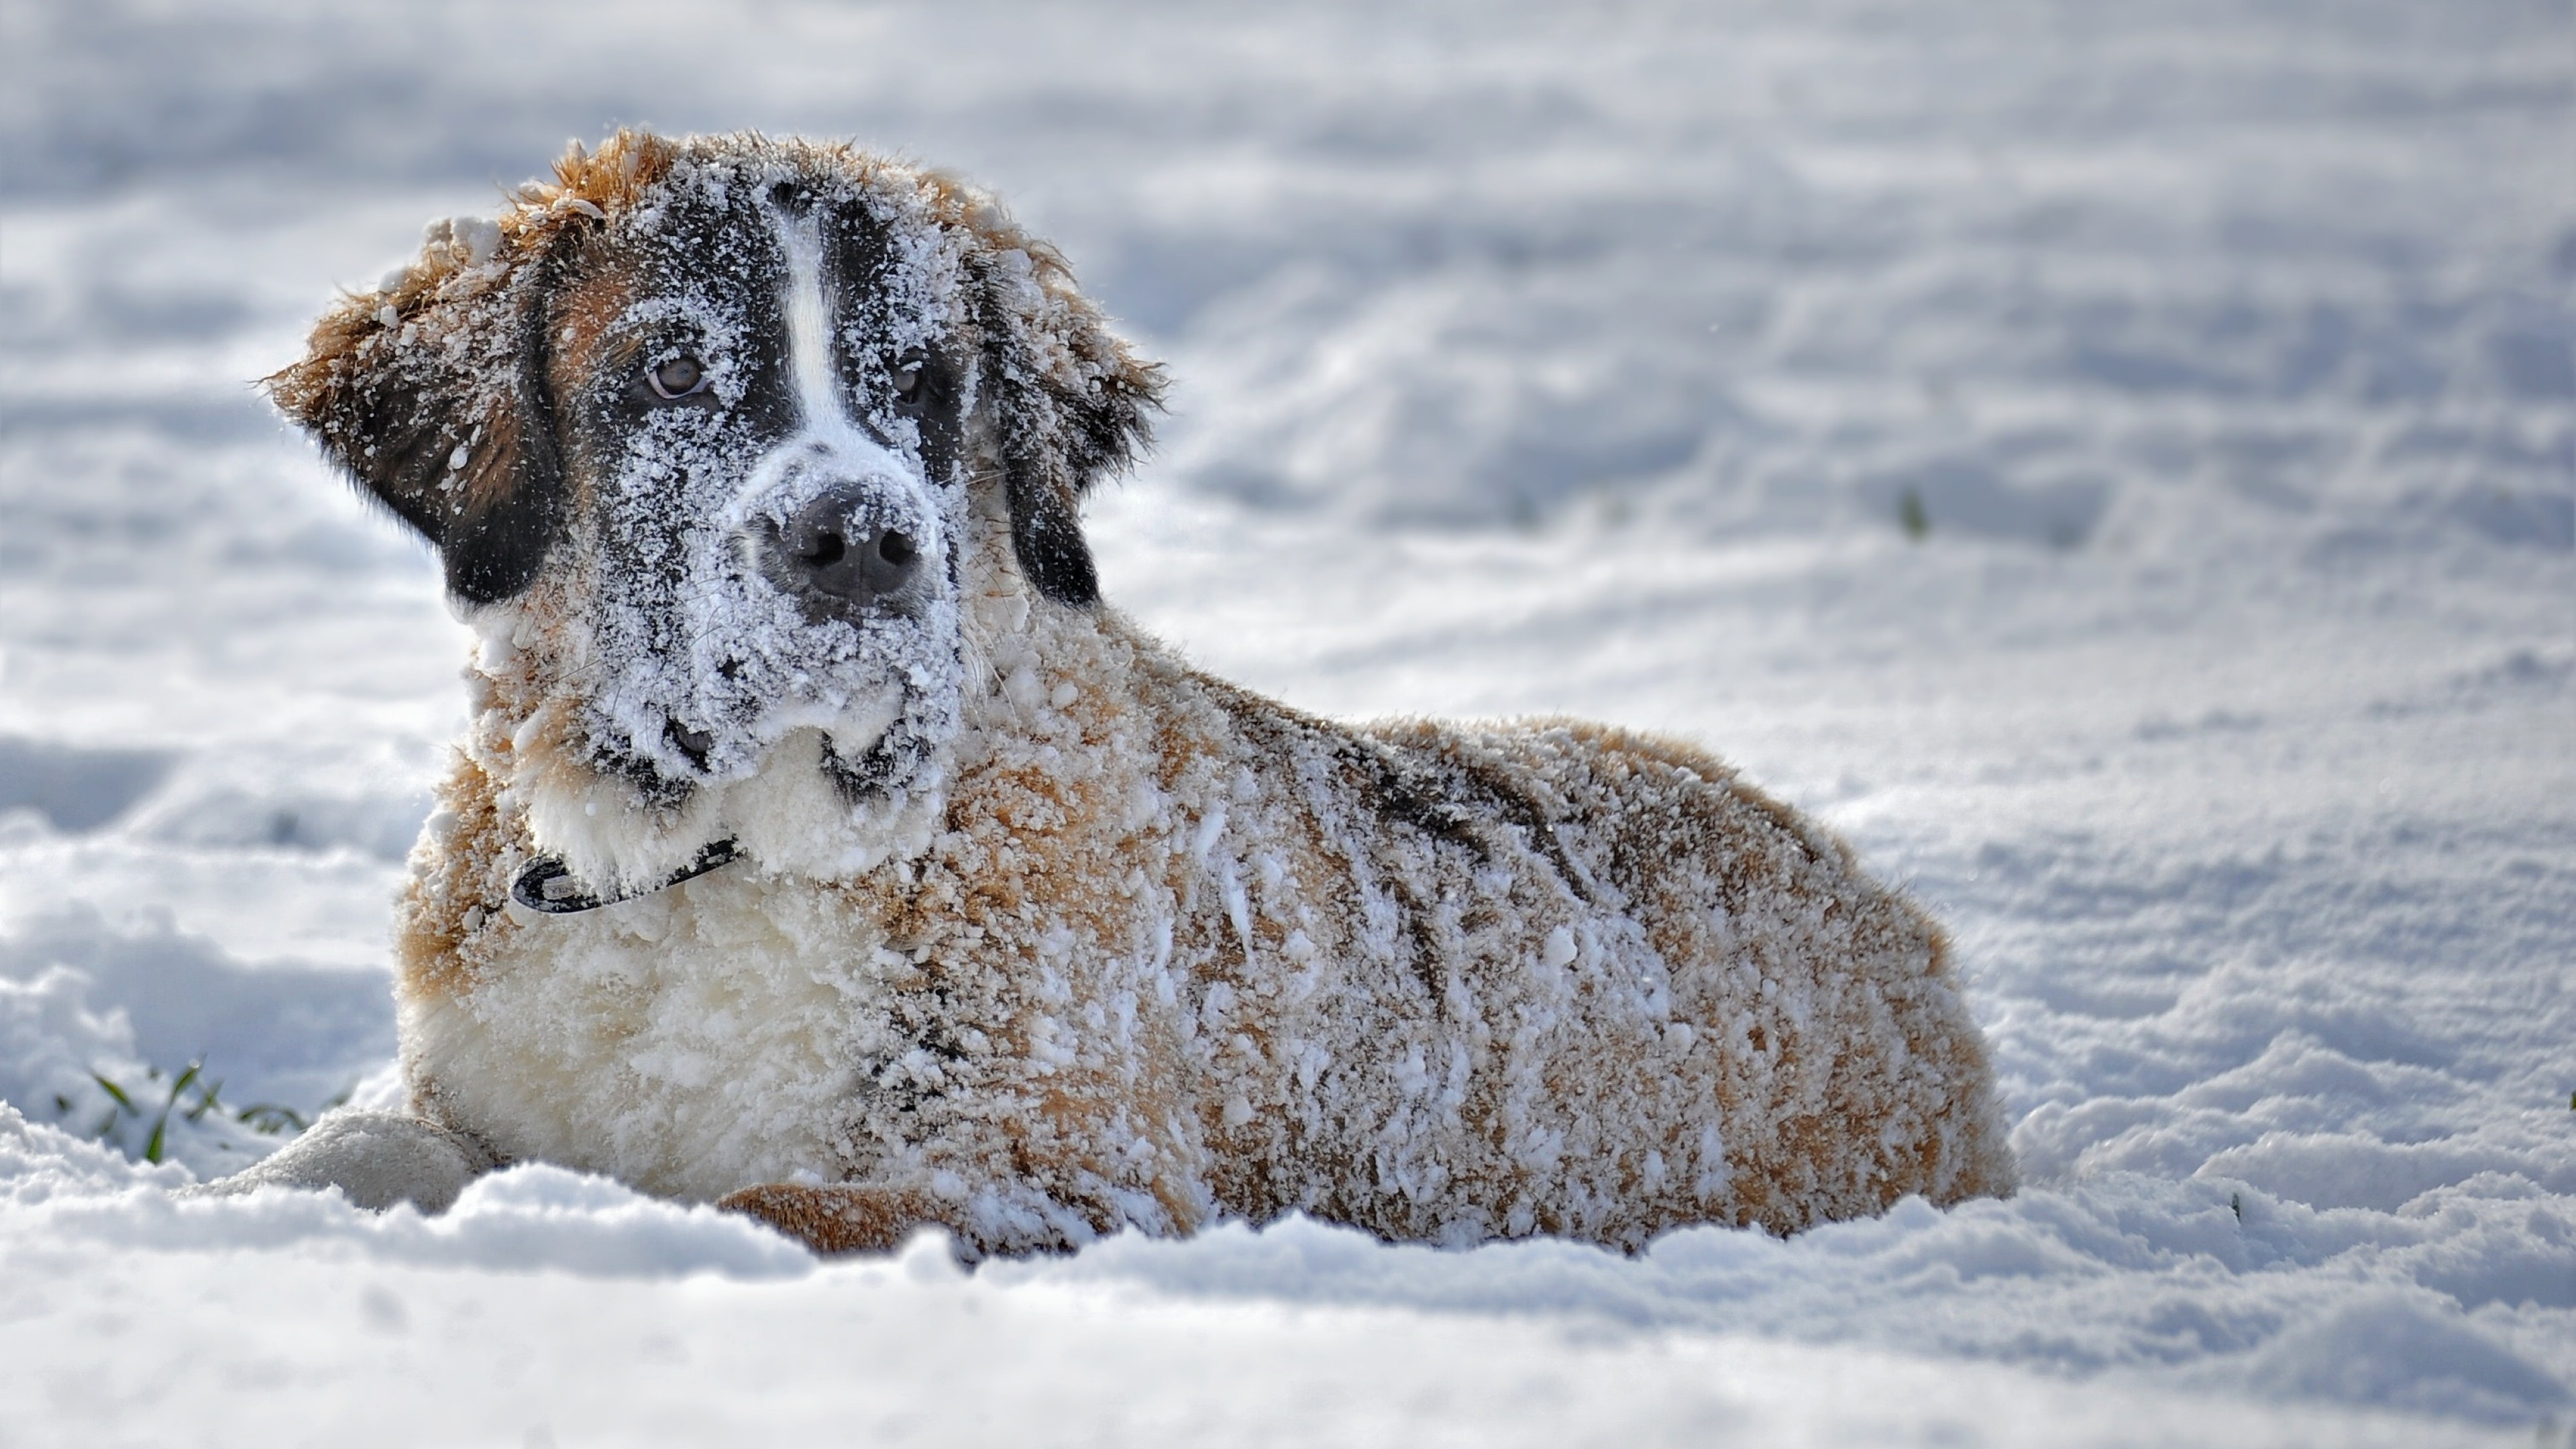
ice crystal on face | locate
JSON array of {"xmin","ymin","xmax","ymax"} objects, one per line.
[{"xmin": 559, "ymin": 158, "xmax": 963, "ymax": 783}]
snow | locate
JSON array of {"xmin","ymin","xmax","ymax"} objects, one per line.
[{"xmin": 1, "ymin": 0, "xmax": 2569, "ymax": 1442}]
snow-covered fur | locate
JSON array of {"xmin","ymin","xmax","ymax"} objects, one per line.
[{"xmin": 264, "ymin": 131, "xmax": 2015, "ymax": 1255}]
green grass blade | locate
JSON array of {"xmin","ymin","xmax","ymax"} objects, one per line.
[{"xmin": 90, "ymin": 1073, "xmax": 138, "ymax": 1114}]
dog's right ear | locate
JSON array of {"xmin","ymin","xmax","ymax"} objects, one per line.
[{"xmin": 269, "ymin": 219, "xmax": 568, "ymax": 606}]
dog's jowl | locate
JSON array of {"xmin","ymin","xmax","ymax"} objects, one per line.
[{"xmin": 251, "ymin": 131, "xmax": 2015, "ymax": 1255}]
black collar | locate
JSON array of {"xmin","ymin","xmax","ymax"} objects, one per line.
[{"xmin": 511, "ymin": 838, "xmax": 741, "ymax": 915}]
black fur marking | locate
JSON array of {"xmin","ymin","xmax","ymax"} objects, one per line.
[
  {"xmin": 969, "ymin": 256, "xmax": 1107, "ymax": 608},
  {"xmin": 588, "ymin": 733, "xmax": 698, "ymax": 810},
  {"xmin": 345, "ymin": 363, "xmax": 565, "ymax": 602},
  {"xmin": 1440, "ymin": 751, "xmax": 1603, "ymax": 908},
  {"xmin": 1335, "ymin": 741, "xmax": 1484, "ymax": 851},
  {"xmin": 820, "ymin": 720, "xmax": 938, "ymax": 802},
  {"xmin": 865, "ymin": 987, "xmax": 973, "ymax": 1118},
  {"xmin": 1058, "ymin": 367, "xmax": 1156, "ymax": 492},
  {"xmin": 1199, "ymin": 682, "xmax": 1609, "ymax": 1017},
  {"xmin": 902, "ymin": 352, "xmax": 965, "ymax": 484},
  {"xmin": 824, "ymin": 203, "xmax": 968, "ymax": 488},
  {"xmin": 727, "ymin": 288, "xmax": 802, "ymax": 446},
  {"xmin": 331, "ymin": 233, "xmax": 577, "ymax": 606},
  {"xmin": 1006, "ymin": 470, "xmax": 1102, "ymax": 606},
  {"xmin": 446, "ymin": 231, "xmax": 584, "ymax": 604},
  {"xmin": 1333, "ymin": 732, "xmax": 1604, "ymax": 908},
  {"xmin": 443, "ymin": 455, "xmax": 566, "ymax": 605},
  {"xmin": 329, "ymin": 384, "xmax": 466, "ymax": 547},
  {"xmin": 1195, "ymin": 684, "xmax": 1487, "ymax": 1005},
  {"xmin": 1388, "ymin": 875, "xmax": 1451, "ymax": 1005},
  {"xmin": 560, "ymin": 207, "xmax": 798, "ymax": 618}
]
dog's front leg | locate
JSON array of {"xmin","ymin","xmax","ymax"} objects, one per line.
[
  {"xmin": 184, "ymin": 1109, "xmax": 496, "ymax": 1214},
  {"xmin": 717, "ymin": 1180, "xmax": 1110, "ymax": 1258},
  {"xmin": 715, "ymin": 1182, "xmax": 954, "ymax": 1256}
]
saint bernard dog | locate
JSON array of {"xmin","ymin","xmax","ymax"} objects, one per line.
[{"xmin": 218, "ymin": 131, "xmax": 2015, "ymax": 1255}]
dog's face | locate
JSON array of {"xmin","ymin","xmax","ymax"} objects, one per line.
[
  {"xmin": 535, "ymin": 160, "xmax": 979, "ymax": 804},
  {"xmin": 274, "ymin": 133, "xmax": 1159, "ymax": 886}
]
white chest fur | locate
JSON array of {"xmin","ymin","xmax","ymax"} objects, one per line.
[{"xmin": 402, "ymin": 863, "xmax": 900, "ymax": 1202}]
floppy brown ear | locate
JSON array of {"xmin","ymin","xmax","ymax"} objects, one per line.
[
  {"xmin": 969, "ymin": 239, "xmax": 1165, "ymax": 607},
  {"xmin": 268, "ymin": 221, "xmax": 568, "ymax": 606}
]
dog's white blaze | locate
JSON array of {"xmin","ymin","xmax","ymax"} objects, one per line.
[
  {"xmin": 756, "ymin": 197, "xmax": 939, "ymax": 545},
  {"xmin": 773, "ymin": 206, "xmax": 848, "ymax": 436}
]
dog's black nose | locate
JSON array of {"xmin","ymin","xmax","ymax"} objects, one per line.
[{"xmin": 773, "ymin": 488, "xmax": 923, "ymax": 607}]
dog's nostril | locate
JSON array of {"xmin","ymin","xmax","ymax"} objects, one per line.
[
  {"xmin": 855, "ymin": 529, "xmax": 922, "ymax": 598},
  {"xmin": 802, "ymin": 530, "xmax": 847, "ymax": 568}
]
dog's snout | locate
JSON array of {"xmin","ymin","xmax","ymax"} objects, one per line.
[
  {"xmin": 784, "ymin": 492, "xmax": 921, "ymax": 601},
  {"xmin": 760, "ymin": 484, "xmax": 927, "ymax": 616}
]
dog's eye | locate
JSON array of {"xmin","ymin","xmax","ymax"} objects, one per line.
[
  {"xmin": 890, "ymin": 355, "xmax": 926, "ymax": 407},
  {"xmin": 647, "ymin": 355, "xmax": 708, "ymax": 401}
]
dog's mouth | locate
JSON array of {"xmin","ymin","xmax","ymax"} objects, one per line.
[
  {"xmin": 606, "ymin": 680, "xmax": 914, "ymax": 802},
  {"xmin": 819, "ymin": 724, "xmax": 929, "ymax": 800},
  {"xmin": 540, "ymin": 680, "xmax": 944, "ymax": 894}
]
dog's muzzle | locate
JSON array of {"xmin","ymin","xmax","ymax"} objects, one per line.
[
  {"xmin": 640, "ymin": 438, "xmax": 944, "ymax": 788},
  {"xmin": 751, "ymin": 478, "xmax": 930, "ymax": 621},
  {"xmin": 732, "ymin": 426, "xmax": 944, "ymax": 633}
]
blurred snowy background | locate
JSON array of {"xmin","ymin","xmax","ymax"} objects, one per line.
[{"xmin": 1, "ymin": 1, "xmax": 2569, "ymax": 1444}]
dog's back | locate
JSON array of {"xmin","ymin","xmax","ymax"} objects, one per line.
[{"xmin": 1236, "ymin": 706, "xmax": 2014, "ymax": 1244}]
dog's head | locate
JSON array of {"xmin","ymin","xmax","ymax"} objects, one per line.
[{"xmin": 272, "ymin": 132, "xmax": 1160, "ymax": 890}]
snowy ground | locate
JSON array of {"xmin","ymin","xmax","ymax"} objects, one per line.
[{"xmin": 3, "ymin": 0, "xmax": 2571, "ymax": 1443}]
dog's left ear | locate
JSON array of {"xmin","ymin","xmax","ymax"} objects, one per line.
[
  {"xmin": 268, "ymin": 219, "xmax": 570, "ymax": 606},
  {"xmin": 970, "ymin": 240, "xmax": 1165, "ymax": 607}
]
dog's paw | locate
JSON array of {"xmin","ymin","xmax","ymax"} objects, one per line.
[
  {"xmin": 184, "ymin": 1110, "xmax": 496, "ymax": 1214},
  {"xmin": 716, "ymin": 1182, "xmax": 943, "ymax": 1256}
]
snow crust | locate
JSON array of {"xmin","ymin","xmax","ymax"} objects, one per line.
[{"xmin": 1, "ymin": 0, "xmax": 2569, "ymax": 1442}]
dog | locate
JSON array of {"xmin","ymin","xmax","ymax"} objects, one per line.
[{"xmin": 233, "ymin": 131, "xmax": 2015, "ymax": 1256}]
